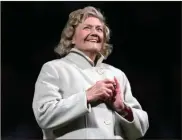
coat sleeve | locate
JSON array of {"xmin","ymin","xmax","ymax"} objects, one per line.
[
  {"xmin": 32, "ymin": 62, "xmax": 91, "ymax": 130},
  {"xmin": 115, "ymin": 72, "xmax": 149, "ymax": 140}
]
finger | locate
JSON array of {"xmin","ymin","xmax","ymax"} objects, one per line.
[
  {"xmin": 105, "ymin": 83, "xmax": 115, "ymax": 92},
  {"xmin": 96, "ymin": 80, "xmax": 101, "ymax": 84},
  {"xmin": 114, "ymin": 76, "xmax": 120, "ymax": 92},
  {"xmin": 103, "ymin": 79, "xmax": 115, "ymax": 84},
  {"xmin": 105, "ymin": 88, "xmax": 113, "ymax": 97},
  {"xmin": 100, "ymin": 92, "xmax": 110, "ymax": 101},
  {"xmin": 114, "ymin": 76, "xmax": 119, "ymax": 85},
  {"xmin": 111, "ymin": 96, "xmax": 116, "ymax": 102}
]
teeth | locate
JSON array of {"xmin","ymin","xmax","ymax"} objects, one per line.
[{"xmin": 88, "ymin": 40, "xmax": 97, "ymax": 42}]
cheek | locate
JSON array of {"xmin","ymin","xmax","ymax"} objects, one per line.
[
  {"xmin": 79, "ymin": 30, "xmax": 89, "ymax": 38},
  {"xmin": 74, "ymin": 33, "xmax": 85, "ymax": 44},
  {"xmin": 100, "ymin": 34, "xmax": 104, "ymax": 43},
  {"xmin": 74, "ymin": 28, "xmax": 88, "ymax": 43}
]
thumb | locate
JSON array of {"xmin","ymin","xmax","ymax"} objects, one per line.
[
  {"xmin": 114, "ymin": 76, "xmax": 120, "ymax": 92},
  {"xmin": 114, "ymin": 76, "xmax": 119, "ymax": 86}
]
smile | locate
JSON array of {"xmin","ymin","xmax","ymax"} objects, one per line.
[{"xmin": 86, "ymin": 39, "xmax": 99, "ymax": 43}]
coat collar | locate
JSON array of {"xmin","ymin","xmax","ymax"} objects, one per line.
[{"xmin": 65, "ymin": 48, "xmax": 105, "ymax": 69}]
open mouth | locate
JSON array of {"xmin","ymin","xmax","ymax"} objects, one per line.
[{"xmin": 85, "ymin": 39, "xmax": 100, "ymax": 43}]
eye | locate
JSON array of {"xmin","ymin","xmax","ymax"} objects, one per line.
[
  {"xmin": 83, "ymin": 26, "xmax": 91, "ymax": 30},
  {"xmin": 97, "ymin": 28, "xmax": 103, "ymax": 32}
]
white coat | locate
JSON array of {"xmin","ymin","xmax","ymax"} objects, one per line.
[{"xmin": 32, "ymin": 48, "xmax": 149, "ymax": 139}]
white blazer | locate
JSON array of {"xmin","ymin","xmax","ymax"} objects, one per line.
[{"xmin": 32, "ymin": 48, "xmax": 149, "ymax": 139}]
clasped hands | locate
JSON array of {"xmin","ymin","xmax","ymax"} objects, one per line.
[{"xmin": 86, "ymin": 76, "xmax": 125, "ymax": 112}]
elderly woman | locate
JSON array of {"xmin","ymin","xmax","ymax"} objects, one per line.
[{"xmin": 32, "ymin": 6, "xmax": 149, "ymax": 139}]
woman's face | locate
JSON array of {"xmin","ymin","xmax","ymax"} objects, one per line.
[{"xmin": 72, "ymin": 16, "xmax": 104, "ymax": 54}]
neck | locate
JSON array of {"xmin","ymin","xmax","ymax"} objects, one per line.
[
  {"xmin": 82, "ymin": 51, "xmax": 97, "ymax": 62},
  {"xmin": 70, "ymin": 47, "xmax": 105, "ymax": 66}
]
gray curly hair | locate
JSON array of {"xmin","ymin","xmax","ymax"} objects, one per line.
[{"xmin": 54, "ymin": 6, "xmax": 113, "ymax": 59}]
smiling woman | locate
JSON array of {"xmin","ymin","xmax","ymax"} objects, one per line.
[
  {"xmin": 32, "ymin": 6, "xmax": 149, "ymax": 140},
  {"xmin": 72, "ymin": 17, "xmax": 104, "ymax": 61},
  {"xmin": 54, "ymin": 6, "xmax": 113, "ymax": 59}
]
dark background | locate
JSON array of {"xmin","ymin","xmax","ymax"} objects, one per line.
[{"xmin": 2, "ymin": 1, "xmax": 181, "ymax": 139}]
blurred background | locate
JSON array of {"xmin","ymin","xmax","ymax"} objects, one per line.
[{"xmin": 1, "ymin": 1, "xmax": 181, "ymax": 139}]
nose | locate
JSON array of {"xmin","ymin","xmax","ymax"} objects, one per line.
[
  {"xmin": 89, "ymin": 28, "xmax": 99, "ymax": 38},
  {"xmin": 90, "ymin": 27, "xmax": 97, "ymax": 34},
  {"xmin": 90, "ymin": 33, "xmax": 98, "ymax": 38}
]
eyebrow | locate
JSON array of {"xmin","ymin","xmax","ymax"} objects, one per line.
[{"xmin": 83, "ymin": 24, "xmax": 103, "ymax": 28}]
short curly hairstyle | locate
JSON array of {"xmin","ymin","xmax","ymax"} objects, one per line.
[{"xmin": 54, "ymin": 6, "xmax": 113, "ymax": 59}]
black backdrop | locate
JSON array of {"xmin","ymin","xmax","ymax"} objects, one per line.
[{"xmin": 2, "ymin": 1, "xmax": 181, "ymax": 139}]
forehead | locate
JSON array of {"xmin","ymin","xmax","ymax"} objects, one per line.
[{"xmin": 81, "ymin": 16, "xmax": 103, "ymax": 27}]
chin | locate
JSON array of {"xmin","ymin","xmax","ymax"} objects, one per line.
[
  {"xmin": 81, "ymin": 43, "xmax": 102, "ymax": 53},
  {"xmin": 89, "ymin": 44, "xmax": 102, "ymax": 52},
  {"xmin": 88, "ymin": 47, "xmax": 101, "ymax": 53}
]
